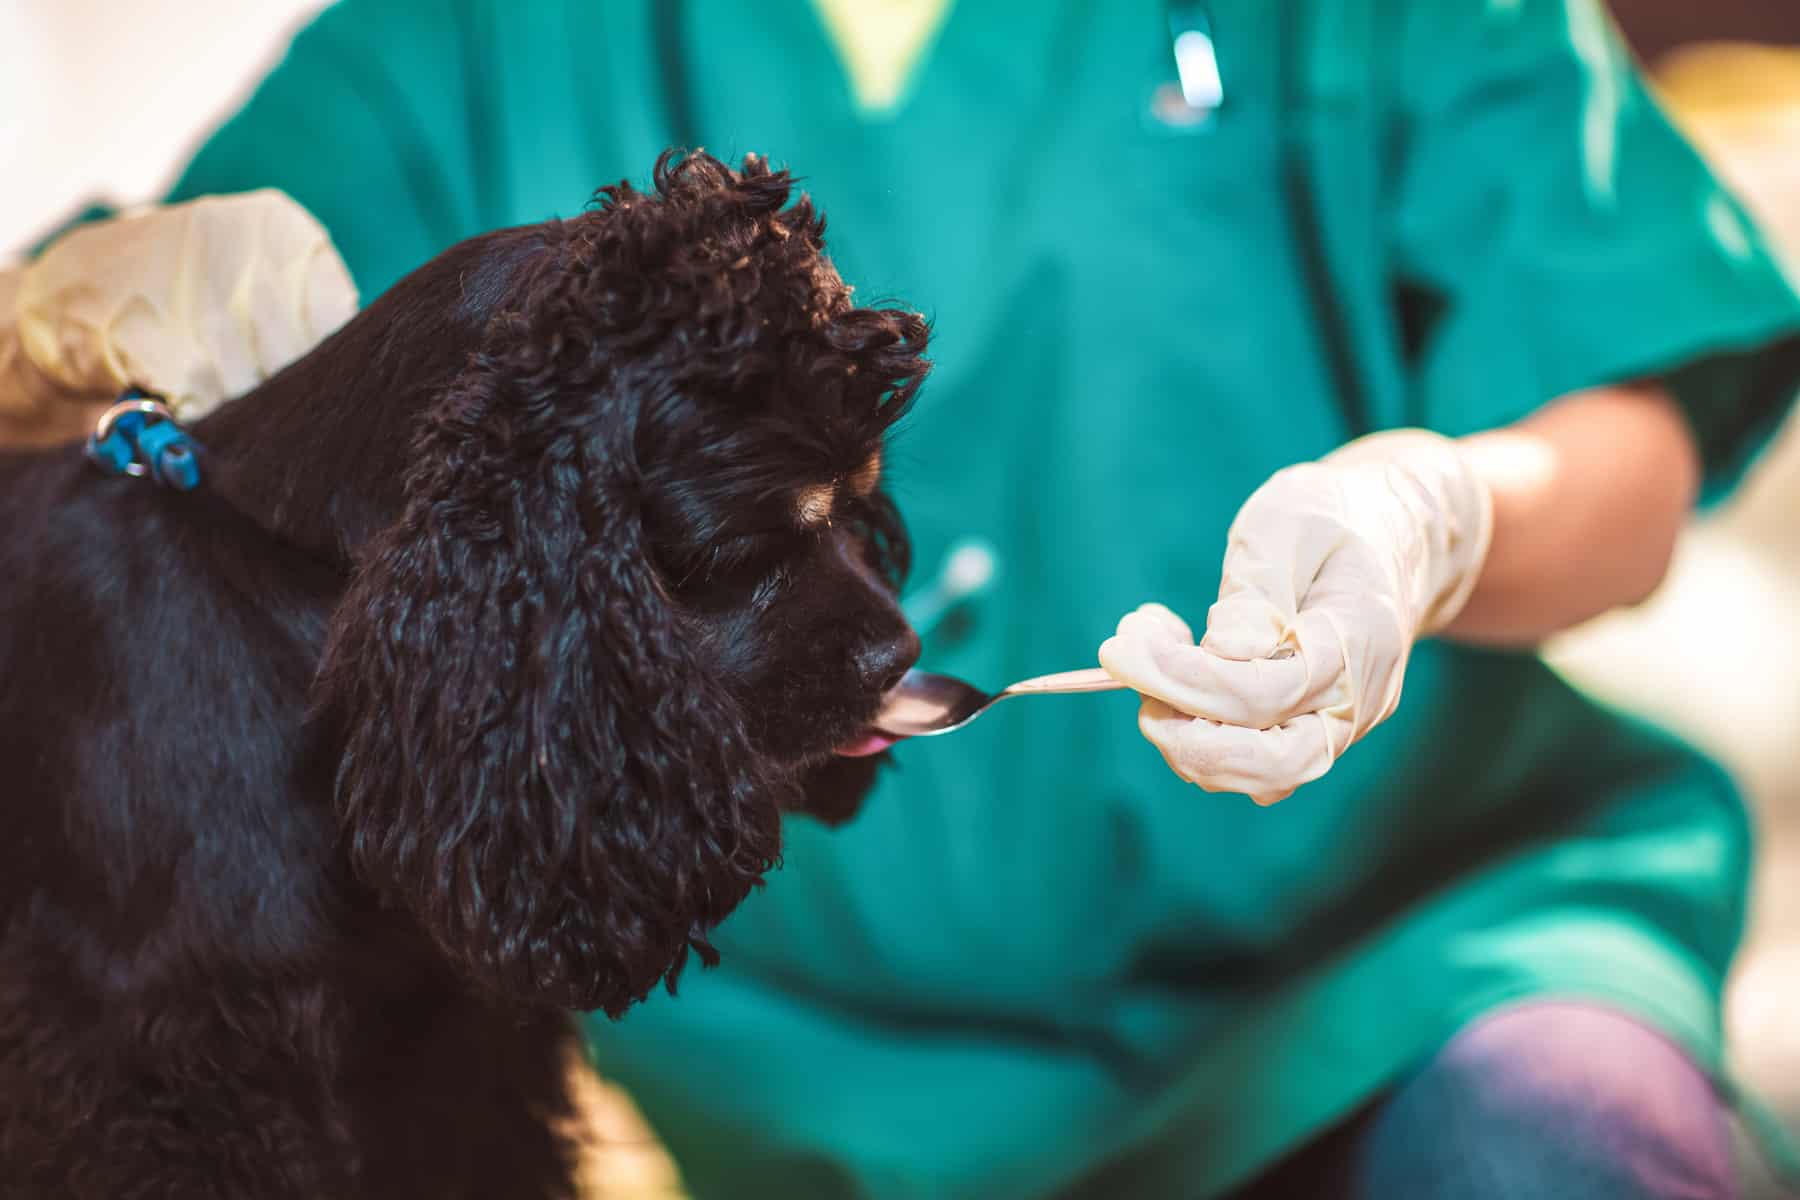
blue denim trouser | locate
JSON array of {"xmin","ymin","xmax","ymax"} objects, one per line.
[{"xmin": 1233, "ymin": 1002, "xmax": 1736, "ymax": 1199}]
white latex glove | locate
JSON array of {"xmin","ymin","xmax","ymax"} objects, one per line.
[
  {"xmin": 0, "ymin": 189, "xmax": 357, "ymax": 432},
  {"xmin": 1098, "ymin": 429, "xmax": 1494, "ymax": 805}
]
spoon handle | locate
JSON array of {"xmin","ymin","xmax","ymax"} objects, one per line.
[{"xmin": 1001, "ymin": 667, "xmax": 1126, "ymax": 697}]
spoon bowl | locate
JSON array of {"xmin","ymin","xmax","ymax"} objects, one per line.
[{"xmin": 873, "ymin": 667, "xmax": 1126, "ymax": 738}]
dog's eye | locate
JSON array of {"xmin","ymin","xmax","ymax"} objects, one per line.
[
  {"xmin": 675, "ymin": 534, "xmax": 795, "ymax": 614},
  {"xmin": 693, "ymin": 530, "xmax": 787, "ymax": 591},
  {"xmin": 712, "ymin": 531, "xmax": 778, "ymax": 565}
]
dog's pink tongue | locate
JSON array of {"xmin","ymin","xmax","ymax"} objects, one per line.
[{"xmin": 833, "ymin": 730, "xmax": 902, "ymax": 757}]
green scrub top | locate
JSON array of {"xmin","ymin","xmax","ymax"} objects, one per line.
[{"xmin": 169, "ymin": 1, "xmax": 1800, "ymax": 1195}]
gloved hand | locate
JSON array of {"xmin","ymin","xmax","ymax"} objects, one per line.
[
  {"xmin": 0, "ymin": 264, "xmax": 90, "ymax": 446},
  {"xmin": 0, "ymin": 189, "xmax": 357, "ymax": 442},
  {"xmin": 1098, "ymin": 429, "xmax": 1494, "ymax": 805}
]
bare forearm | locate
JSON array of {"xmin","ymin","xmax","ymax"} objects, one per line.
[{"xmin": 1442, "ymin": 382, "xmax": 1701, "ymax": 646}]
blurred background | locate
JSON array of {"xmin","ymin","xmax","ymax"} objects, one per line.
[{"xmin": 4, "ymin": 2, "xmax": 1798, "ymax": 1196}]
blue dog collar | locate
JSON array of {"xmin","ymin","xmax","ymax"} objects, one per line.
[{"xmin": 85, "ymin": 390, "xmax": 204, "ymax": 492}]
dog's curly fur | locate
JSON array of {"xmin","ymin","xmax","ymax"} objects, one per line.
[{"xmin": 0, "ymin": 151, "xmax": 927, "ymax": 1198}]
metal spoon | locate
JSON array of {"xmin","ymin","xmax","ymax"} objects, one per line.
[{"xmin": 873, "ymin": 667, "xmax": 1127, "ymax": 738}]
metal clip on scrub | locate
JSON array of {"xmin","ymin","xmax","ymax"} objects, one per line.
[{"xmin": 85, "ymin": 390, "xmax": 204, "ymax": 491}]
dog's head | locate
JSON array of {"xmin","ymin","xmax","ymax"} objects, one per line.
[{"xmin": 310, "ymin": 152, "xmax": 927, "ymax": 1014}]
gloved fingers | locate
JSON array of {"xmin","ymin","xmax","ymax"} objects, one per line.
[
  {"xmin": 1101, "ymin": 611, "xmax": 1318, "ymax": 730},
  {"xmin": 1136, "ymin": 696, "xmax": 1335, "ymax": 804},
  {"xmin": 185, "ymin": 212, "xmax": 259, "ymax": 404},
  {"xmin": 1198, "ymin": 587, "xmax": 1291, "ymax": 660},
  {"xmin": 181, "ymin": 194, "xmax": 327, "ymax": 412},
  {"xmin": 235, "ymin": 190, "xmax": 360, "ymax": 344},
  {"xmin": 1202, "ymin": 510, "xmax": 1337, "ymax": 661},
  {"xmin": 1, "ymin": 262, "xmax": 108, "ymax": 442},
  {"xmin": 222, "ymin": 191, "xmax": 356, "ymax": 386},
  {"xmin": 295, "ymin": 239, "xmax": 358, "ymax": 345},
  {"xmin": 1111, "ymin": 601, "xmax": 1196, "ymax": 645},
  {"xmin": 0, "ymin": 265, "xmax": 37, "ymax": 419},
  {"xmin": 15, "ymin": 191, "xmax": 358, "ymax": 422}
]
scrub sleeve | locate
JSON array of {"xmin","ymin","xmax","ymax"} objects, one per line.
[{"xmin": 1385, "ymin": 0, "xmax": 1800, "ymax": 501}]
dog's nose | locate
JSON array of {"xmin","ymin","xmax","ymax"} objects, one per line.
[{"xmin": 856, "ymin": 629, "xmax": 921, "ymax": 695}]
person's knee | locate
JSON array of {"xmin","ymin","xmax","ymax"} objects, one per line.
[{"xmin": 1349, "ymin": 1002, "xmax": 1736, "ymax": 1199}]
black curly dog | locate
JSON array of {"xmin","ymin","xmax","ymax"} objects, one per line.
[{"xmin": 0, "ymin": 152, "xmax": 927, "ymax": 1198}]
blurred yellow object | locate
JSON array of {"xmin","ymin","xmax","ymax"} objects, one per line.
[
  {"xmin": 0, "ymin": 263, "xmax": 97, "ymax": 447},
  {"xmin": 1653, "ymin": 43, "xmax": 1800, "ymax": 269},
  {"xmin": 810, "ymin": 0, "xmax": 954, "ymax": 112},
  {"xmin": 1656, "ymin": 42, "xmax": 1800, "ymax": 115},
  {"xmin": 568, "ymin": 1062, "xmax": 689, "ymax": 1200},
  {"xmin": 0, "ymin": 189, "xmax": 357, "ymax": 437}
]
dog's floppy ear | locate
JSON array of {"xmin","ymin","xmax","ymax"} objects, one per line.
[{"xmin": 313, "ymin": 300, "xmax": 782, "ymax": 1016}]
